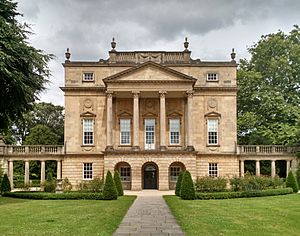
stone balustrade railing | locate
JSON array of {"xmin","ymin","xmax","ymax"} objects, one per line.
[
  {"xmin": 237, "ymin": 145, "xmax": 297, "ymax": 155},
  {"xmin": 109, "ymin": 51, "xmax": 190, "ymax": 64},
  {"xmin": 0, "ymin": 145, "xmax": 64, "ymax": 155}
]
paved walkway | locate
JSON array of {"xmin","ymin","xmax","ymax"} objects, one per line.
[{"xmin": 113, "ymin": 190, "xmax": 184, "ymax": 236}]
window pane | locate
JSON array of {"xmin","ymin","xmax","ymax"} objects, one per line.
[
  {"xmin": 83, "ymin": 163, "xmax": 93, "ymax": 180},
  {"xmin": 120, "ymin": 119, "xmax": 131, "ymax": 144},
  {"xmin": 83, "ymin": 119, "xmax": 93, "ymax": 145},
  {"xmin": 170, "ymin": 119, "xmax": 180, "ymax": 144},
  {"xmin": 207, "ymin": 73, "xmax": 218, "ymax": 81},
  {"xmin": 83, "ymin": 73, "xmax": 94, "ymax": 81},
  {"xmin": 208, "ymin": 120, "xmax": 218, "ymax": 145},
  {"xmin": 145, "ymin": 119, "xmax": 155, "ymax": 149},
  {"xmin": 120, "ymin": 166, "xmax": 131, "ymax": 181},
  {"xmin": 170, "ymin": 166, "xmax": 181, "ymax": 181},
  {"xmin": 209, "ymin": 163, "xmax": 218, "ymax": 177}
]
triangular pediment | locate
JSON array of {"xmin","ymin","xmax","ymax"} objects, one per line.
[
  {"xmin": 80, "ymin": 111, "xmax": 96, "ymax": 117},
  {"xmin": 118, "ymin": 111, "xmax": 132, "ymax": 117},
  {"xmin": 167, "ymin": 111, "xmax": 183, "ymax": 117},
  {"xmin": 142, "ymin": 112, "xmax": 158, "ymax": 117},
  {"xmin": 103, "ymin": 61, "xmax": 196, "ymax": 84},
  {"xmin": 204, "ymin": 111, "xmax": 221, "ymax": 118}
]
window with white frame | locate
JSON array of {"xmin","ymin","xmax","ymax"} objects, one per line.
[
  {"xmin": 145, "ymin": 119, "xmax": 155, "ymax": 150},
  {"xmin": 120, "ymin": 119, "xmax": 131, "ymax": 145},
  {"xmin": 169, "ymin": 119, "xmax": 180, "ymax": 145},
  {"xmin": 207, "ymin": 73, "xmax": 218, "ymax": 81},
  {"xmin": 83, "ymin": 72, "xmax": 94, "ymax": 81},
  {"xmin": 170, "ymin": 166, "xmax": 181, "ymax": 181},
  {"xmin": 83, "ymin": 119, "xmax": 94, "ymax": 145},
  {"xmin": 207, "ymin": 119, "xmax": 218, "ymax": 145},
  {"xmin": 83, "ymin": 163, "xmax": 93, "ymax": 180},
  {"xmin": 120, "ymin": 166, "xmax": 131, "ymax": 181},
  {"xmin": 209, "ymin": 163, "xmax": 218, "ymax": 177}
]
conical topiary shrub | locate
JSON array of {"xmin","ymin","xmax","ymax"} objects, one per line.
[
  {"xmin": 103, "ymin": 171, "xmax": 118, "ymax": 200},
  {"xmin": 1, "ymin": 174, "xmax": 11, "ymax": 194},
  {"xmin": 175, "ymin": 171, "xmax": 185, "ymax": 196},
  {"xmin": 114, "ymin": 170, "xmax": 124, "ymax": 196},
  {"xmin": 180, "ymin": 170, "xmax": 196, "ymax": 200},
  {"xmin": 286, "ymin": 171, "xmax": 299, "ymax": 193}
]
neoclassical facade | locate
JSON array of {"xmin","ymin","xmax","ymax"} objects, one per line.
[{"xmin": 0, "ymin": 39, "xmax": 297, "ymax": 190}]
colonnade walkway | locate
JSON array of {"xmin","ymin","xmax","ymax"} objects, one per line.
[{"xmin": 113, "ymin": 190, "xmax": 184, "ymax": 236}]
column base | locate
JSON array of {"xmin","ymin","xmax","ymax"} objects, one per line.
[
  {"xmin": 185, "ymin": 146, "xmax": 195, "ymax": 151},
  {"xmin": 160, "ymin": 146, "xmax": 167, "ymax": 151},
  {"xmin": 105, "ymin": 146, "xmax": 114, "ymax": 151},
  {"xmin": 131, "ymin": 146, "xmax": 140, "ymax": 151}
]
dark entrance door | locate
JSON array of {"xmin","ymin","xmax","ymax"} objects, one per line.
[{"xmin": 143, "ymin": 164, "xmax": 157, "ymax": 189}]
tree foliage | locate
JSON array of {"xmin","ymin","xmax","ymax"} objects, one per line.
[
  {"xmin": 180, "ymin": 170, "xmax": 195, "ymax": 200},
  {"xmin": 23, "ymin": 124, "xmax": 58, "ymax": 145},
  {"xmin": 103, "ymin": 171, "xmax": 118, "ymax": 200},
  {"xmin": 175, "ymin": 171, "xmax": 185, "ymax": 196},
  {"xmin": 286, "ymin": 171, "xmax": 299, "ymax": 193},
  {"xmin": 238, "ymin": 26, "xmax": 300, "ymax": 145},
  {"xmin": 0, "ymin": 0, "xmax": 53, "ymax": 131},
  {"xmin": 113, "ymin": 171, "xmax": 124, "ymax": 196},
  {"xmin": 1, "ymin": 174, "xmax": 11, "ymax": 194}
]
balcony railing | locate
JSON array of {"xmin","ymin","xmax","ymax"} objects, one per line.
[
  {"xmin": 1, "ymin": 145, "xmax": 64, "ymax": 155},
  {"xmin": 237, "ymin": 145, "xmax": 297, "ymax": 155}
]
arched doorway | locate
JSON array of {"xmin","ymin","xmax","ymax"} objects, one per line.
[
  {"xmin": 142, "ymin": 162, "xmax": 158, "ymax": 189},
  {"xmin": 169, "ymin": 162, "xmax": 186, "ymax": 190},
  {"xmin": 114, "ymin": 162, "xmax": 131, "ymax": 190}
]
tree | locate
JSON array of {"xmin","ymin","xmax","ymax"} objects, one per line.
[
  {"xmin": 113, "ymin": 171, "xmax": 124, "ymax": 196},
  {"xmin": 23, "ymin": 124, "xmax": 58, "ymax": 145},
  {"xmin": 286, "ymin": 171, "xmax": 299, "ymax": 193},
  {"xmin": 1, "ymin": 174, "xmax": 11, "ymax": 194},
  {"xmin": 175, "ymin": 171, "xmax": 185, "ymax": 196},
  {"xmin": 0, "ymin": 0, "xmax": 53, "ymax": 132},
  {"xmin": 103, "ymin": 171, "xmax": 118, "ymax": 200},
  {"xmin": 238, "ymin": 26, "xmax": 300, "ymax": 145},
  {"xmin": 9, "ymin": 102, "xmax": 64, "ymax": 144},
  {"xmin": 180, "ymin": 170, "xmax": 195, "ymax": 200}
]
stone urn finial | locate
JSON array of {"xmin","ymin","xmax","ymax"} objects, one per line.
[
  {"xmin": 231, "ymin": 48, "xmax": 236, "ymax": 61},
  {"xmin": 111, "ymin": 37, "xmax": 116, "ymax": 51},
  {"xmin": 184, "ymin": 37, "xmax": 189, "ymax": 51},
  {"xmin": 65, "ymin": 48, "xmax": 71, "ymax": 61}
]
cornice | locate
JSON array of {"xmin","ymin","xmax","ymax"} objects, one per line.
[
  {"xmin": 60, "ymin": 86, "xmax": 106, "ymax": 92},
  {"xmin": 194, "ymin": 86, "xmax": 238, "ymax": 92}
]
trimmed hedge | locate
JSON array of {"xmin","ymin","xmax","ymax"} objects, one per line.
[
  {"xmin": 3, "ymin": 192, "xmax": 103, "ymax": 200},
  {"xmin": 286, "ymin": 171, "xmax": 299, "ymax": 193},
  {"xmin": 175, "ymin": 171, "xmax": 185, "ymax": 196},
  {"xmin": 114, "ymin": 171, "xmax": 124, "ymax": 196},
  {"xmin": 103, "ymin": 171, "xmax": 118, "ymax": 200},
  {"xmin": 196, "ymin": 188, "xmax": 293, "ymax": 200},
  {"xmin": 180, "ymin": 170, "xmax": 196, "ymax": 200},
  {"xmin": 1, "ymin": 174, "xmax": 11, "ymax": 194}
]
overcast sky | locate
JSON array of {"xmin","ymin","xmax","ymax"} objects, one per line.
[{"xmin": 16, "ymin": 0, "xmax": 300, "ymax": 106}]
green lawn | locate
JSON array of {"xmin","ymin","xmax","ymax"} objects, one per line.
[
  {"xmin": 164, "ymin": 194, "xmax": 300, "ymax": 236},
  {"xmin": 0, "ymin": 196, "xmax": 136, "ymax": 236}
]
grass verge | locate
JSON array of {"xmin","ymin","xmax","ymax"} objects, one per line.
[
  {"xmin": 164, "ymin": 194, "xmax": 300, "ymax": 236},
  {"xmin": 0, "ymin": 196, "xmax": 136, "ymax": 236}
]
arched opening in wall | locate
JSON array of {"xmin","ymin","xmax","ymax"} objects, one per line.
[
  {"xmin": 169, "ymin": 162, "xmax": 186, "ymax": 190},
  {"xmin": 114, "ymin": 162, "xmax": 131, "ymax": 190},
  {"xmin": 142, "ymin": 162, "xmax": 159, "ymax": 189},
  {"xmin": 260, "ymin": 160, "xmax": 271, "ymax": 176},
  {"xmin": 275, "ymin": 160, "xmax": 286, "ymax": 178}
]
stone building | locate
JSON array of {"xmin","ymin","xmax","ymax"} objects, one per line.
[
  {"xmin": 61, "ymin": 38, "xmax": 239, "ymax": 190},
  {"xmin": 0, "ymin": 39, "xmax": 297, "ymax": 190}
]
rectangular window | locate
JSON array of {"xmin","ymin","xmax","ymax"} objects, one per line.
[
  {"xmin": 170, "ymin": 166, "xmax": 181, "ymax": 182},
  {"xmin": 83, "ymin": 119, "xmax": 93, "ymax": 145},
  {"xmin": 169, "ymin": 119, "xmax": 180, "ymax": 144},
  {"xmin": 120, "ymin": 166, "xmax": 131, "ymax": 181},
  {"xmin": 83, "ymin": 163, "xmax": 93, "ymax": 180},
  {"xmin": 209, "ymin": 163, "xmax": 218, "ymax": 177},
  {"xmin": 207, "ymin": 119, "xmax": 218, "ymax": 145},
  {"xmin": 145, "ymin": 119, "xmax": 155, "ymax": 150},
  {"xmin": 83, "ymin": 72, "xmax": 94, "ymax": 81},
  {"xmin": 207, "ymin": 73, "xmax": 218, "ymax": 81},
  {"xmin": 120, "ymin": 119, "xmax": 131, "ymax": 145}
]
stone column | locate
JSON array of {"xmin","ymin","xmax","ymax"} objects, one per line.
[
  {"xmin": 271, "ymin": 160, "xmax": 276, "ymax": 178},
  {"xmin": 186, "ymin": 91, "xmax": 194, "ymax": 150},
  {"xmin": 255, "ymin": 160, "xmax": 260, "ymax": 176},
  {"xmin": 106, "ymin": 91, "xmax": 113, "ymax": 150},
  {"xmin": 159, "ymin": 91, "xmax": 167, "ymax": 150},
  {"xmin": 24, "ymin": 160, "xmax": 30, "ymax": 185},
  {"xmin": 240, "ymin": 160, "xmax": 245, "ymax": 178},
  {"xmin": 132, "ymin": 91, "xmax": 140, "ymax": 150},
  {"xmin": 57, "ymin": 160, "xmax": 62, "ymax": 179},
  {"xmin": 8, "ymin": 161, "xmax": 13, "ymax": 189},
  {"xmin": 41, "ymin": 161, "xmax": 46, "ymax": 183},
  {"xmin": 286, "ymin": 160, "xmax": 290, "ymax": 177}
]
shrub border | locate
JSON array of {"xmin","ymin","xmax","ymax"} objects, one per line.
[
  {"xmin": 196, "ymin": 188, "xmax": 293, "ymax": 200},
  {"xmin": 3, "ymin": 192, "xmax": 103, "ymax": 200}
]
